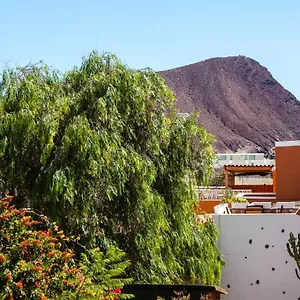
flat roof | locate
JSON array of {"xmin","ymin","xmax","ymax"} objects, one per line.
[
  {"xmin": 224, "ymin": 165, "xmax": 274, "ymax": 175},
  {"xmin": 275, "ymin": 140, "xmax": 300, "ymax": 147}
]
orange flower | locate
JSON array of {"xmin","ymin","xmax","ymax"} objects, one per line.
[
  {"xmin": 0, "ymin": 254, "xmax": 6, "ymax": 263},
  {"xmin": 39, "ymin": 295, "xmax": 47, "ymax": 300},
  {"xmin": 5, "ymin": 273, "xmax": 12, "ymax": 280},
  {"xmin": 30, "ymin": 221, "xmax": 40, "ymax": 226},
  {"xmin": 15, "ymin": 281, "xmax": 23, "ymax": 289},
  {"xmin": 70, "ymin": 267, "xmax": 79, "ymax": 274},
  {"xmin": 22, "ymin": 216, "xmax": 31, "ymax": 226},
  {"xmin": 20, "ymin": 240, "xmax": 28, "ymax": 248},
  {"xmin": 8, "ymin": 296, "xmax": 13, "ymax": 300},
  {"xmin": 49, "ymin": 237, "xmax": 58, "ymax": 242},
  {"xmin": 33, "ymin": 266, "xmax": 43, "ymax": 272},
  {"xmin": 1, "ymin": 212, "xmax": 11, "ymax": 220},
  {"xmin": 61, "ymin": 252, "xmax": 75, "ymax": 260},
  {"xmin": 47, "ymin": 251, "xmax": 55, "ymax": 257},
  {"xmin": 18, "ymin": 211, "xmax": 25, "ymax": 217},
  {"xmin": 67, "ymin": 282, "xmax": 74, "ymax": 288},
  {"xmin": 35, "ymin": 281, "xmax": 40, "ymax": 287}
]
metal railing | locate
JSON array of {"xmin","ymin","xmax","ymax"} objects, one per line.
[{"xmin": 196, "ymin": 186, "xmax": 252, "ymax": 200}]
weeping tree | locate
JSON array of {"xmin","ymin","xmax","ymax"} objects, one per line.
[{"xmin": 0, "ymin": 52, "xmax": 223, "ymax": 284}]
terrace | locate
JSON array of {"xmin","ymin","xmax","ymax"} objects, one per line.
[{"xmin": 198, "ymin": 140, "xmax": 300, "ymax": 214}]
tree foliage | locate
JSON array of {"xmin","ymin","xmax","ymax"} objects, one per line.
[{"xmin": 0, "ymin": 52, "xmax": 222, "ymax": 284}]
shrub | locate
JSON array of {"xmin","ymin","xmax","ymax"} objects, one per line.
[
  {"xmin": 287, "ymin": 232, "xmax": 300, "ymax": 280},
  {"xmin": 0, "ymin": 196, "xmax": 131, "ymax": 299},
  {"xmin": 221, "ymin": 188, "xmax": 247, "ymax": 203}
]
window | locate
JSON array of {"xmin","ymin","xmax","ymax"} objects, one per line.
[{"xmin": 249, "ymin": 155, "xmax": 255, "ymax": 160}]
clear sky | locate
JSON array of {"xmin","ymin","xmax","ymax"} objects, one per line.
[{"xmin": 1, "ymin": 0, "xmax": 299, "ymax": 98}]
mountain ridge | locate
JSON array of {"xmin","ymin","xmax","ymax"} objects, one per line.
[{"xmin": 159, "ymin": 55, "xmax": 300, "ymax": 153}]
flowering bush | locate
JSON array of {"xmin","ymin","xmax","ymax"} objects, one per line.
[{"xmin": 0, "ymin": 196, "xmax": 131, "ymax": 299}]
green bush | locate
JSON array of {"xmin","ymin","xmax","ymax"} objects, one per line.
[
  {"xmin": 221, "ymin": 188, "xmax": 247, "ymax": 203},
  {"xmin": 0, "ymin": 196, "xmax": 131, "ymax": 299}
]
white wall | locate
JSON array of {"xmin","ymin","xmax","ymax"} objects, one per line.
[
  {"xmin": 235, "ymin": 175, "xmax": 273, "ymax": 185},
  {"xmin": 213, "ymin": 214, "xmax": 300, "ymax": 299}
]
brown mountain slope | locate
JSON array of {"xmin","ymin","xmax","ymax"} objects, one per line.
[{"xmin": 160, "ymin": 56, "xmax": 300, "ymax": 153}]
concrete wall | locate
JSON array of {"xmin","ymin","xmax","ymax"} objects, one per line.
[
  {"xmin": 276, "ymin": 142, "xmax": 300, "ymax": 201},
  {"xmin": 213, "ymin": 214, "xmax": 300, "ymax": 300},
  {"xmin": 196, "ymin": 200, "xmax": 221, "ymax": 214}
]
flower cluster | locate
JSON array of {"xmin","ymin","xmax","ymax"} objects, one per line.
[{"xmin": 0, "ymin": 196, "xmax": 128, "ymax": 299}]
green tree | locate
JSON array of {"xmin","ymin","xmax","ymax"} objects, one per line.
[{"xmin": 0, "ymin": 52, "xmax": 222, "ymax": 284}]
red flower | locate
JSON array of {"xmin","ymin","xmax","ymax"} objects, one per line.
[
  {"xmin": 15, "ymin": 281, "xmax": 23, "ymax": 289},
  {"xmin": 105, "ymin": 287, "xmax": 122, "ymax": 300},
  {"xmin": 39, "ymin": 229, "xmax": 49, "ymax": 236},
  {"xmin": 0, "ymin": 254, "xmax": 6, "ymax": 263},
  {"xmin": 3, "ymin": 201, "xmax": 9, "ymax": 208},
  {"xmin": 9, "ymin": 205, "xmax": 16, "ymax": 211}
]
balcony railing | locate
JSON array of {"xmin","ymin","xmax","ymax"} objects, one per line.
[{"xmin": 196, "ymin": 186, "xmax": 252, "ymax": 200}]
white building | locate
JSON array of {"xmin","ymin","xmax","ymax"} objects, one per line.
[
  {"xmin": 213, "ymin": 207, "xmax": 300, "ymax": 299},
  {"xmin": 215, "ymin": 153, "xmax": 274, "ymax": 168}
]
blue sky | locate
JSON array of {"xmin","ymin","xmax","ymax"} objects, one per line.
[{"xmin": 1, "ymin": 0, "xmax": 300, "ymax": 98}]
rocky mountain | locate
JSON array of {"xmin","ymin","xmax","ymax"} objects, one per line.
[{"xmin": 160, "ymin": 56, "xmax": 300, "ymax": 153}]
